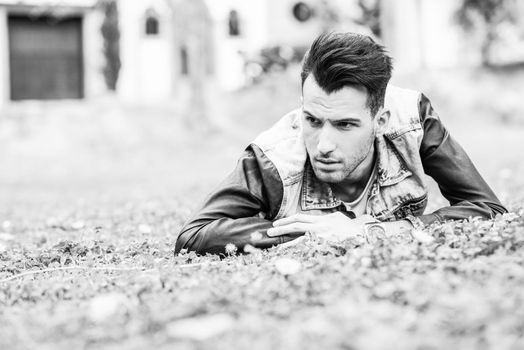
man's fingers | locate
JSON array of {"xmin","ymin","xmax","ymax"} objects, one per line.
[
  {"xmin": 273, "ymin": 214, "xmax": 318, "ymax": 227},
  {"xmin": 267, "ymin": 222, "xmax": 310, "ymax": 237}
]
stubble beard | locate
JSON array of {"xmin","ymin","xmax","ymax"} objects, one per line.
[
  {"xmin": 310, "ymin": 133, "xmax": 376, "ymax": 185},
  {"xmin": 312, "ymin": 153, "xmax": 367, "ymax": 184}
]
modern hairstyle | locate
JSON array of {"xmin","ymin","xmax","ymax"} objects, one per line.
[{"xmin": 301, "ymin": 32, "xmax": 393, "ymax": 116}]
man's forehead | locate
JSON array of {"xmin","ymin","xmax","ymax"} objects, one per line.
[{"xmin": 302, "ymin": 77, "xmax": 370, "ymax": 118}]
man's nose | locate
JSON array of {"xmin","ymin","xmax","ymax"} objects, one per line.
[{"xmin": 317, "ymin": 127, "xmax": 336, "ymax": 155}]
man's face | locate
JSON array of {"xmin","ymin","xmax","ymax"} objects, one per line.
[{"xmin": 301, "ymin": 75, "xmax": 386, "ymax": 184}]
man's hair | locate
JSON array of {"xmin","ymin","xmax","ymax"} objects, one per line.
[{"xmin": 301, "ymin": 32, "xmax": 393, "ymax": 116}]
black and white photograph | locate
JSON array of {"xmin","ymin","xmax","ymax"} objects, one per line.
[{"xmin": 1, "ymin": 0, "xmax": 524, "ymax": 349}]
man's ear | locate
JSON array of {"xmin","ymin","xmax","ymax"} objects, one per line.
[{"xmin": 374, "ymin": 108, "xmax": 390, "ymax": 135}]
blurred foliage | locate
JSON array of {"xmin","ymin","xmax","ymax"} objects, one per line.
[
  {"xmin": 317, "ymin": 0, "xmax": 381, "ymax": 37},
  {"xmin": 99, "ymin": 0, "xmax": 121, "ymax": 91},
  {"xmin": 355, "ymin": 0, "xmax": 381, "ymax": 38},
  {"xmin": 318, "ymin": 0, "xmax": 340, "ymax": 32},
  {"xmin": 243, "ymin": 0, "xmax": 382, "ymax": 85},
  {"xmin": 455, "ymin": 0, "xmax": 519, "ymax": 66},
  {"xmin": 242, "ymin": 46, "xmax": 307, "ymax": 84}
]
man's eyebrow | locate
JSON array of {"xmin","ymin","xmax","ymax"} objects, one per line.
[
  {"xmin": 302, "ymin": 109, "xmax": 319, "ymax": 119},
  {"xmin": 331, "ymin": 118, "xmax": 362, "ymax": 125},
  {"xmin": 303, "ymin": 109, "xmax": 362, "ymax": 124}
]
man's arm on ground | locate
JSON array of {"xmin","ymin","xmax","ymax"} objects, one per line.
[
  {"xmin": 175, "ymin": 145, "xmax": 298, "ymax": 255},
  {"xmin": 417, "ymin": 94, "xmax": 507, "ymax": 226}
]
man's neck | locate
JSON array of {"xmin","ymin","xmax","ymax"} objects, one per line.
[{"xmin": 330, "ymin": 148, "xmax": 377, "ymax": 203}]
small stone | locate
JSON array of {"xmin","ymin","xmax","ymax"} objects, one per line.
[
  {"xmin": 138, "ymin": 224, "xmax": 152, "ymax": 234},
  {"xmin": 46, "ymin": 217, "xmax": 58, "ymax": 227},
  {"xmin": 361, "ymin": 257, "xmax": 372, "ymax": 267},
  {"xmin": 166, "ymin": 313, "xmax": 235, "ymax": 340},
  {"xmin": 274, "ymin": 257, "xmax": 302, "ymax": 275},
  {"xmin": 1, "ymin": 221, "xmax": 12, "ymax": 230},
  {"xmin": 71, "ymin": 221, "xmax": 85, "ymax": 230},
  {"xmin": 87, "ymin": 293, "xmax": 128, "ymax": 323},
  {"xmin": 0, "ymin": 233, "xmax": 14, "ymax": 241},
  {"xmin": 411, "ymin": 230, "xmax": 435, "ymax": 244}
]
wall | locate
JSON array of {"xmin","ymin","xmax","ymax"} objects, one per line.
[
  {"xmin": 0, "ymin": 8, "xmax": 9, "ymax": 108},
  {"xmin": 266, "ymin": 0, "xmax": 324, "ymax": 47},
  {"xmin": 205, "ymin": 0, "xmax": 269, "ymax": 90},
  {"xmin": 117, "ymin": 0, "xmax": 175, "ymax": 103},
  {"xmin": 83, "ymin": 7, "xmax": 106, "ymax": 98},
  {"xmin": 381, "ymin": 0, "xmax": 481, "ymax": 73}
]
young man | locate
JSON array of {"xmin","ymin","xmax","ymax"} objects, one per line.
[{"xmin": 175, "ymin": 32, "xmax": 506, "ymax": 255}]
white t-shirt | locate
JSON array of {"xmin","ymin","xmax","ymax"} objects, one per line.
[{"xmin": 341, "ymin": 161, "xmax": 378, "ymax": 217}]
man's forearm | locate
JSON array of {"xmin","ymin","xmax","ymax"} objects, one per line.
[
  {"xmin": 175, "ymin": 145, "xmax": 287, "ymax": 256},
  {"xmin": 419, "ymin": 201, "xmax": 507, "ymax": 226},
  {"xmin": 176, "ymin": 217, "xmax": 282, "ymax": 255},
  {"xmin": 419, "ymin": 93, "xmax": 507, "ymax": 224}
]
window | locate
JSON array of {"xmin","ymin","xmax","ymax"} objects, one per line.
[
  {"xmin": 228, "ymin": 10, "xmax": 240, "ymax": 36},
  {"xmin": 145, "ymin": 9, "xmax": 159, "ymax": 35},
  {"xmin": 180, "ymin": 46, "xmax": 189, "ymax": 75},
  {"xmin": 292, "ymin": 2, "xmax": 313, "ymax": 22}
]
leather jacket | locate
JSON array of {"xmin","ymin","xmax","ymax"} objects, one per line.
[{"xmin": 175, "ymin": 86, "xmax": 507, "ymax": 255}]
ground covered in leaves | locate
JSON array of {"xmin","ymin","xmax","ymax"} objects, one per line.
[{"xmin": 1, "ymin": 203, "xmax": 524, "ymax": 350}]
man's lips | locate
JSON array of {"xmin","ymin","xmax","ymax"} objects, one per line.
[
  {"xmin": 313, "ymin": 158, "xmax": 341, "ymax": 169},
  {"xmin": 314, "ymin": 158, "xmax": 340, "ymax": 164}
]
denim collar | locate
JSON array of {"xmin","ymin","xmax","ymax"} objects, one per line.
[
  {"xmin": 301, "ymin": 160, "xmax": 340, "ymax": 210},
  {"xmin": 375, "ymin": 134, "xmax": 413, "ymax": 186},
  {"xmin": 300, "ymin": 136, "xmax": 412, "ymax": 211}
]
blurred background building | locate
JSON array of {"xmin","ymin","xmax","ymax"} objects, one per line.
[
  {"xmin": 0, "ymin": 0, "xmax": 104, "ymax": 108},
  {"xmin": 1, "ymin": 0, "xmax": 523, "ymax": 108}
]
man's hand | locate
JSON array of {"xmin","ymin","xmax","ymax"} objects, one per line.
[{"xmin": 267, "ymin": 212, "xmax": 377, "ymax": 242}]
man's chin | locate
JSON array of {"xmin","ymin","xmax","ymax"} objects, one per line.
[{"xmin": 313, "ymin": 167, "xmax": 345, "ymax": 183}]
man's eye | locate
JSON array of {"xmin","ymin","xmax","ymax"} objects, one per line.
[
  {"xmin": 306, "ymin": 116, "xmax": 321, "ymax": 127},
  {"xmin": 336, "ymin": 122, "xmax": 356, "ymax": 129}
]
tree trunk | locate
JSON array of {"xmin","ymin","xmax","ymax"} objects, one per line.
[{"xmin": 481, "ymin": 27, "xmax": 496, "ymax": 67}]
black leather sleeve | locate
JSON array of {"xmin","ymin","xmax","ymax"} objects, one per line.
[
  {"xmin": 418, "ymin": 94, "xmax": 507, "ymax": 225},
  {"xmin": 174, "ymin": 145, "xmax": 289, "ymax": 255}
]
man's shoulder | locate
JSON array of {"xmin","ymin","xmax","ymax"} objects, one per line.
[
  {"xmin": 385, "ymin": 84, "xmax": 423, "ymax": 135},
  {"xmin": 385, "ymin": 84, "xmax": 421, "ymax": 100},
  {"xmin": 251, "ymin": 109, "xmax": 307, "ymax": 184}
]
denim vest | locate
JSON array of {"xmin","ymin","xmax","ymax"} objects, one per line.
[{"xmin": 251, "ymin": 85, "xmax": 428, "ymax": 222}]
